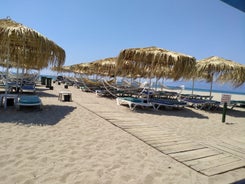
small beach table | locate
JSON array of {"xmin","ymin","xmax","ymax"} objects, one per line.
[
  {"xmin": 58, "ymin": 91, "xmax": 72, "ymax": 102},
  {"xmin": 0, "ymin": 94, "xmax": 18, "ymax": 108}
]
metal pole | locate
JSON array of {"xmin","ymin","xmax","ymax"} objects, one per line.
[
  {"xmin": 222, "ymin": 102, "xmax": 227, "ymax": 123},
  {"xmin": 191, "ymin": 78, "xmax": 194, "ymax": 95},
  {"xmin": 4, "ymin": 41, "xmax": 10, "ymax": 109}
]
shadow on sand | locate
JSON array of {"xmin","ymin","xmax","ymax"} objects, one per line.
[
  {"xmin": 0, "ymin": 105, "xmax": 76, "ymax": 126},
  {"xmin": 131, "ymin": 106, "xmax": 209, "ymax": 119},
  {"xmin": 227, "ymin": 108, "xmax": 245, "ymax": 118}
]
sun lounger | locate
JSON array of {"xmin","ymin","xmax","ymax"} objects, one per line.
[
  {"xmin": 116, "ymin": 97, "xmax": 153, "ymax": 110},
  {"xmin": 230, "ymin": 100, "xmax": 245, "ymax": 109},
  {"xmin": 20, "ymin": 84, "xmax": 36, "ymax": 93},
  {"xmin": 183, "ymin": 98, "xmax": 220, "ymax": 110},
  {"xmin": 150, "ymin": 99, "xmax": 187, "ymax": 110},
  {"xmin": 181, "ymin": 94, "xmax": 213, "ymax": 100},
  {"xmin": 16, "ymin": 95, "xmax": 42, "ymax": 110}
]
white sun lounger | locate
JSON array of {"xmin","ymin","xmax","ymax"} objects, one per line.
[
  {"xmin": 150, "ymin": 99, "xmax": 187, "ymax": 110},
  {"xmin": 116, "ymin": 97, "xmax": 153, "ymax": 110}
]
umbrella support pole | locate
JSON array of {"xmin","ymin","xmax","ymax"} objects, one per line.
[
  {"xmin": 4, "ymin": 41, "xmax": 10, "ymax": 110},
  {"xmin": 222, "ymin": 102, "xmax": 227, "ymax": 123}
]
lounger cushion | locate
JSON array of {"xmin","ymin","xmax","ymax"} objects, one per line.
[
  {"xmin": 21, "ymin": 85, "xmax": 35, "ymax": 90},
  {"xmin": 19, "ymin": 96, "xmax": 41, "ymax": 104},
  {"xmin": 122, "ymin": 97, "xmax": 143, "ymax": 103}
]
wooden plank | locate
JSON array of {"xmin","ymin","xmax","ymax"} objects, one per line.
[
  {"xmin": 123, "ymin": 125, "xmax": 160, "ymax": 128},
  {"xmin": 187, "ymin": 155, "xmax": 241, "ymax": 171},
  {"xmin": 108, "ymin": 119, "xmax": 140, "ymax": 123},
  {"xmin": 127, "ymin": 127, "xmax": 164, "ymax": 131},
  {"xmin": 99, "ymin": 112, "xmax": 127, "ymax": 116},
  {"xmin": 184, "ymin": 153, "xmax": 230, "ymax": 166},
  {"xmin": 134, "ymin": 135, "xmax": 178, "ymax": 141},
  {"xmin": 129, "ymin": 131, "xmax": 168, "ymax": 136},
  {"xmin": 115, "ymin": 124, "xmax": 152, "ymax": 128},
  {"xmin": 128, "ymin": 128, "xmax": 162, "ymax": 132},
  {"xmin": 104, "ymin": 117, "xmax": 139, "ymax": 121},
  {"xmin": 152, "ymin": 140, "xmax": 193, "ymax": 149},
  {"xmin": 146, "ymin": 138, "xmax": 188, "ymax": 145},
  {"xmin": 131, "ymin": 131, "xmax": 176, "ymax": 136},
  {"xmin": 140, "ymin": 134, "xmax": 181, "ymax": 140},
  {"xmin": 201, "ymin": 160, "xmax": 245, "ymax": 176},
  {"xmin": 109, "ymin": 120, "xmax": 140, "ymax": 124},
  {"xmin": 214, "ymin": 143, "xmax": 245, "ymax": 159},
  {"xmin": 137, "ymin": 133, "xmax": 176, "ymax": 138},
  {"xmin": 170, "ymin": 148, "xmax": 221, "ymax": 162},
  {"xmin": 111, "ymin": 121, "xmax": 147, "ymax": 125},
  {"xmin": 157, "ymin": 143, "xmax": 206, "ymax": 154}
]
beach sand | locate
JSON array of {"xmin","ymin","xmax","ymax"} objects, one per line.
[{"xmin": 0, "ymin": 83, "xmax": 244, "ymax": 184}]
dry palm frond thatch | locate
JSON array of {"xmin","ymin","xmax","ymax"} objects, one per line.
[
  {"xmin": 194, "ymin": 56, "xmax": 245, "ymax": 97},
  {"xmin": 0, "ymin": 18, "xmax": 66, "ymax": 70},
  {"xmin": 116, "ymin": 46, "xmax": 196, "ymax": 80}
]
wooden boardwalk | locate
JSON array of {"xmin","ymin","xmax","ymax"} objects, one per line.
[{"xmin": 74, "ymin": 94, "xmax": 245, "ymax": 177}]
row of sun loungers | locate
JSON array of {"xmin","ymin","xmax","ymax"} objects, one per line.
[
  {"xmin": 182, "ymin": 98, "xmax": 221, "ymax": 110},
  {"xmin": 67, "ymin": 77, "xmax": 243, "ymax": 112},
  {"xmin": 116, "ymin": 97, "xmax": 188, "ymax": 111},
  {"xmin": 116, "ymin": 96, "xmax": 224, "ymax": 111}
]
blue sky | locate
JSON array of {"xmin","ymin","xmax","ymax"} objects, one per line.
[{"xmin": 1, "ymin": 0, "xmax": 244, "ymax": 66}]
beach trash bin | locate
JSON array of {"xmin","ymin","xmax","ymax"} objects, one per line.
[
  {"xmin": 7, "ymin": 98, "xmax": 14, "ymax": 106},
  {"xmin": 41, "ymin": 76, "xmax": 46, "ymax": 85},
  {"xmin": 64, "ymin": 95, "xmax": 70, "ymax": 102},
  {"xmin": 46, "ymin": 78, "xmax": 52, "ymax": 88},
  {"xmin": 64, "ymin": 84, "xmax": 68, "ymax": 89}
]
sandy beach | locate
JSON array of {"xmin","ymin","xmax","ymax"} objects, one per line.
[{"xmin": 0, "ymin": 83, "xmax": 244, "ymax": 184}]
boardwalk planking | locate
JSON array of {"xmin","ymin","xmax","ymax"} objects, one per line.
[{"xmin": 79, "ymin": 96, "xmax": 245, "ymax": 177}]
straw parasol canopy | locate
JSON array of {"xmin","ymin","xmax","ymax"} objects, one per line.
[
  {"xmin": 116, "ymin": 46, "xmax": 196, "ymax": 80},
  {"xmin": 195, "ymin": 56, "xmax": 245, "ymax": 97},
  {"xmin": 70, "ymin": 62, "xmax": 95, "ymax": 75},
  {"xmin": 89, "ymin": 57, "xmax": 116, "ymax": 77},
  {"xmin": 0, "ymin": 17, "xmax": 65, "ymax": 109},
  {"xmin": 216, "ymin": 63, "xmax": 245, "ymax": 87},
  {"xmin": 0, "ymin": 17, "xmax": 66, "ymax": 70},
  {"xmin": 66, "ymin": 57, "xmax": 117, "ymax": 77}
]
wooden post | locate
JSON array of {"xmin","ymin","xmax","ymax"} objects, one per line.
[{"xmin": 222, "ymin": 102, "xmax": 227, "ymax": 123}]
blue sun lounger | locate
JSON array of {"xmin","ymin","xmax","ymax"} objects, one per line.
[
  {"xmin": 16, "ymin": 95, "xmax": 42, "ymax": 110},
  {"xmin": 20, "ymin": 84, "xmax": 36, "ymax": 93},
  {"xmin": 150, "ymin": 99, "xmax": 187, "ymax": 110}
]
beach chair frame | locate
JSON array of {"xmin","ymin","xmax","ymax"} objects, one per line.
[{"xmin": 116, "ymin": 97, "xmax": 153, "ymax": 110}]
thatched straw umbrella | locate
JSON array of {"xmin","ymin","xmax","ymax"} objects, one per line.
[
  {"xmin": 116, "ymin": 46, "xmax": 196, "ymax": 80},
  {"xmin": 71, "ymin": 63, "xmax": 94, "ymax": 75},
  {"xmin": 0, "ymin": 17, "xmax": 65, "ymax": 108},
  {"xmin": 216, "ymin": 64, "xmax": 245, "ymax": 87},
  {"xmin": 0, "ymin": 18, "xmax": 65, "ymax": 69},
  {"xmin": 67, "ymin": 57, "xmax": 117, "ymax": 78},
  {"xmin": 89, "ymin": 57, "xmax": 116, "ymax": 77},
  {"xmin": 195, "ymin": 56, "xmax": 245, "ymax": 98},
  {"xmin": 116, "ymin": 46, "xmax": 196, "ymax": 100}
]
